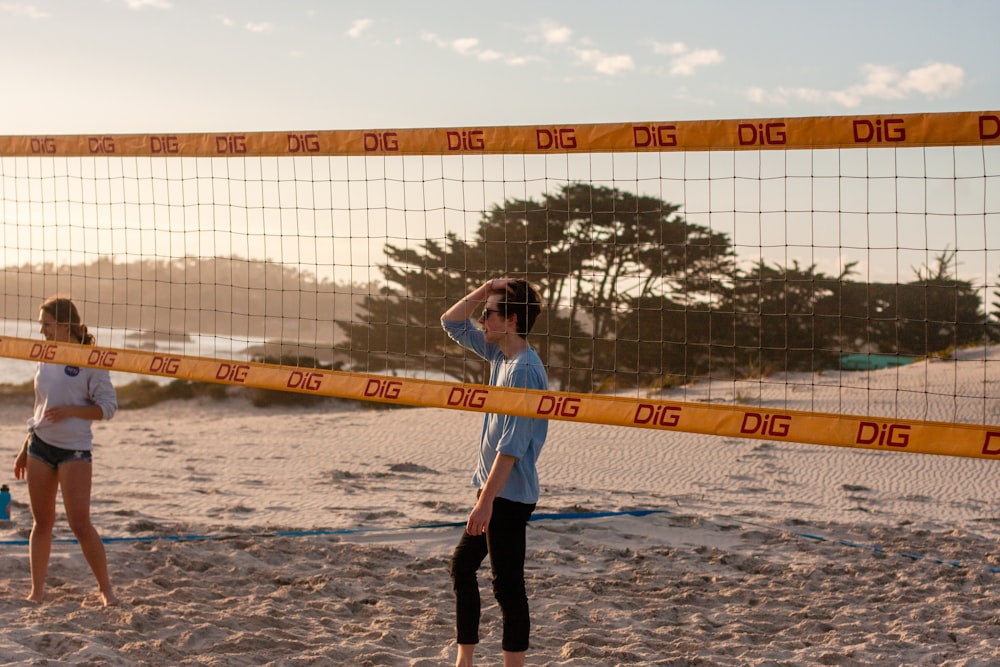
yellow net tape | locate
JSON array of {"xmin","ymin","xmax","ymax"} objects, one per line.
[
  {"xmin": 3, "ymin": 336, "xmax": 996, "ymax": 460},
  {"xmin": 1, "ymin": 111, "xmax": 997, "ymax": 157}
]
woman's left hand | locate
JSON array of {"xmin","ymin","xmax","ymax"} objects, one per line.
[{"xmin": 43, "ymin": 405, "xmax": 78, "ymax": 423}]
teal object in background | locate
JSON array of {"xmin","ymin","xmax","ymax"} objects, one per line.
[{"xmin": 839, "ymin": 353, "xmax": 919, "ymax": 371}]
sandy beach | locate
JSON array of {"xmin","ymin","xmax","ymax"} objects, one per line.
[{"xmin": 1, "ymin": 351, "xmax": 999, "ymax": 666}]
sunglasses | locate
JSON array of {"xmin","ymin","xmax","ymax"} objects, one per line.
[{"xmin": 478, "ymin": 308, "xmax": 504, "ymax": 321}]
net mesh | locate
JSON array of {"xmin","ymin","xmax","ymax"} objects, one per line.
[{"xmin": 1, "ymin": 113, "xmax": 998, "ymax": 456}]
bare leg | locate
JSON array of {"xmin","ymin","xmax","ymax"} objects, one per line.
[
  {"xmin": 503, "ymin": 650, "xmax": 526, "ymax": 667},
  {"xmin": 455, "ymin": 643, "xmax": 476, "ymax": 667},
  {"xmin": 60, "ymin": 460, "xmax": 119, "ymax": 606},
  {"xmin": 25, "ymin": 457, "xmax": 59, "ymax": 603}
]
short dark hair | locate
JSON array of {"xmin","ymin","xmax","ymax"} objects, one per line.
[{"xmin": 492, "ymin": 280, "xmax": 542, "ymax": 338}]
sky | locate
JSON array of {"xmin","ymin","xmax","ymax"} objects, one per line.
[
  {"xmin": 0, "ymin": 0, "xmax": 997, "ymax": 293},
  {"xmin": 0, "ymin": 0, "xmax": 996, "ymax": 134}
]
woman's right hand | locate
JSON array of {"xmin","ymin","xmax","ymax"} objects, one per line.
[{"xmin": 13, "ymin": 434, "xmax": 29, "ymax": 480}]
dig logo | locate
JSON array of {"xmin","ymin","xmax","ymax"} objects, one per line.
[
  {"xmin": 30, "ymin": 137, "xmax": 56, "ymax": 154},
  {"xmin": 150, "ymin": 136, "xmax": 180, "ymax": 154},
  {"xmin": 536, "ymin": 128, "xmax": 576, "ymax": 150},
  {"xmin": 536, "ymin": 395, "xmax": 581, "ymax": 418},
  {"xmin": 29, "ymin": 343, "xmax": 58, "ymax": 361},
  {"xmin": 364, "ymin": 378, "xmax": 402, "ymax": 399},
  {"xmin": 447, "ymin": 386, "xmax": 488, "ymax": 409},
  {"xmin": 738, "ymin": 122, "xmax": 787, "ymax": 146},
  {"xmin": 288, "ymin": 370, "xmax": 323, "ymax": 391},
  {"xmin": 633, "ymin": 125, "xmax": 677, "ymax": 148},
  {"xmin": 88, "ymin": 136, "xmax": 116, "ymax": 154},
  {"xmin": 446, "ymin": 130, "xmax": 485, "ymax": 151},
  {"xmin": 983, "ymin": 431, "xmax": 1000, "ymax": 456},
  {"xmin": 856, "ymin": 421, "xmax": 910, "ymax": 448},
  {"xmin": 150, "ymin": 356, "xmax": 181, "ymax": 375},
  {"xmin": 980, "ymin": 114, "xmax": 1000, "ymax": 140},
  {"xmin": 87, "ymin": 349, "xmax": 118, "ymax": 368},
  {"xmin": 287, "ymin": 133, "xmax": 320, "ymax": 153},
  {"xmin": 740, "ymin": 412, "xmax": 791, "ymax": 437},
  {"xmin": 633, "ymin": 403, "xmax": 681, "ymax": 427},
  {"xmin": 216, "ymin": 362, "xmax": 250, "ymax": 383},
  {"xmin": 363, "ymin": 132, "xmax": 399, "ymax": 152},
  {"xmin": 852, "ymin": 118, "xmax": 905, "ymax": 143},
  {"xmin": 215, "ymin": 135, "xmax": 247, "ymax": 154}
]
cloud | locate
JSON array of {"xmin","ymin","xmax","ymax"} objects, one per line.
[
  {"xmin": 749, "ymin": 62, "xmax": 965, "ymax": 108},
  {"xmin": 422, "ymin": 33, "xmax": 471, "ymax": 54},
  {"xmin": 0, "ymin": 3, "xmax": 50, "ymax": 18},
  {"xmin": 451, "ymin": 37, "xmax": 479, "ymax": 55},
  {"xmin": 651, "ymin": 40, "xmax": 686, "ymax": 56},
  {"xmin": 425, "ymin": 21, "xmax": 630, "ymax": 75},
  {"xmin": 124, "ymin": 0, "xmax": 172, "ymax": 8},
  {"xmin": 651, "ymin": 41, "xmax": 724, "ymax": 76},
  {"xmin": 526, "ymin": 20, "xmax": 571, "ymax": 46},
  {"xmin": 541, "ymin": 21, "xmax": 572, "ymax": 45},
  {"xmin": 746, "ymin": 87, "xmax": 783, "ymax": 105},
  {"xmin": 527, "ymin": 20, "xmax": 632, "ymax": 75},
  {"xmin": 477, "ymin": 49, "xmax": 504, "ymax": 62},
  {"xmin": 898, "ymin": 62, "xmax": 965, "ymax": 96},
  {"xmin": 504, "ymin": 55, "xmax": 539, "ymax": 66},
  {"xmin": 245, "ymin": 21, "xmax": 273, "ymax": 34},
  {"xmin": 669, "ymin": 48, "xmax": 724, "ymax": 76},
  {"xmin": 347, "ymin": 18, "xmax": 372, "ymax": 39},
  {"xmin": 571, "ymin": 47, "xmax": 634, "ymax": 76},
  {"xmin": 422, "ymin": 32, "xmax": 539, "ymax": 66},
  {"xmin": 217, "ymin": 15, "xmax": 276, "ymax": 35}
]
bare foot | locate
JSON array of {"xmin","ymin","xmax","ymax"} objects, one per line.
[
  {"xmin": 100, "ymin": 591, "xmax": 121, "ymax": 607},
  {"xmin": 25, "ymin": 592, "xmax": 45, "ymax": 604}
]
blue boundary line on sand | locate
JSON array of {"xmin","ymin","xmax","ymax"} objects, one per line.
[
  {"xmin": 0, "ymin": 508, "xmax": 996, "ymax": 573},
  {"xmin": 0, "ymin": 509, "xmax": 668, "ymax": 547}
]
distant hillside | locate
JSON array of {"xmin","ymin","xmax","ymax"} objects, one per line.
[{"xmin": 1, "ymin": 257, "xmax": 370, "ymax": 348}]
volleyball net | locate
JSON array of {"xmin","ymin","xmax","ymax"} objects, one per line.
[{"xmin": 1, "ymin": 111, "xmax": 999, "ymax": 458}]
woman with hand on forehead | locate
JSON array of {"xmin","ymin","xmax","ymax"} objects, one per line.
[
  {"xmin": 441, "ymin": 277, "xmax": 549, "ymax": 667},
  {"xmin": 12, "ymin": 296, "xmax": 120, "ymax": 607}
]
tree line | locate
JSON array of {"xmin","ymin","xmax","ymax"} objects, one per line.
[{"xmin": 340, "ymin": 183, "xmax": 997, "ymax": 393}]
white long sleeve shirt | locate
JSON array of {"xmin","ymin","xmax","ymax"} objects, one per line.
[{"xmin": 27, "ymin": 362, "xmax": 118, "ymax": 451}]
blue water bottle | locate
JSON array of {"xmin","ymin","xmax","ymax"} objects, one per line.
[{"xmin": 0, "ymin": 484, "xmax": 10, "ymax": 521}]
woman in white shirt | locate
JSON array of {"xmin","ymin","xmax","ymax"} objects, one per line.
[{"xmin": 13, "ymin": 296, "xmax": 120, "ymax": 607}]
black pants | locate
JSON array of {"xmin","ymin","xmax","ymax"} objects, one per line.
[{"xmin": 450, "ymin": 496, "xmax": 536, "ymax": 652}]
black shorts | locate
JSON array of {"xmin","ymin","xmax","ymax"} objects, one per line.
[{"xmin": 27, "ymin": 433, "xmax": 92, "ymax": 470}]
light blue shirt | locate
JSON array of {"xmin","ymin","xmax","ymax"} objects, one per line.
[
  {"xmin": 442, "ymin": 318, "xmax": 548, "ymax": 504},
  {"xmin": 28, "ymin": 362, "xmax": 117, "ymax": 451}
]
